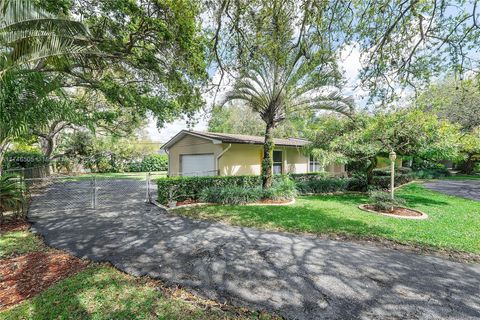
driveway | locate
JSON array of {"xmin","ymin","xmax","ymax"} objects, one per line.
[
  {"xmin": 28, "ymin": 180, "xmax": 480, "ymax": 319},
  {"xmin": 424, "ymin": 179, "xmax": 480, "ymax": 201}
]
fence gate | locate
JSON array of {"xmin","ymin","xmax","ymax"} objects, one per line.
[{"xmin": 25, "ymin": 173, "xmax": 159, "ymax": 211}]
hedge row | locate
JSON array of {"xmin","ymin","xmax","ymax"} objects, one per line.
[
  {"xmin": 156, "ymin": 171, "xmax": 416, "ymax": 205},
  {"xmin": 156, "ymin": 173, "xmax": 352, "ymax": 204},
  {"xmin": 157, "ymin": 175, "xmax": 266, "ymax": 204}
]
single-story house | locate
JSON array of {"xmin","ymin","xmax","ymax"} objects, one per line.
[{"xmin": 161, "ymin": 130, "xmax": 346, "ymax": 177}]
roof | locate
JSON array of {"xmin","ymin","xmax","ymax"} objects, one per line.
[{"xmin": 162, "ymin": 130, "xmax": 310, "ymax": 150}]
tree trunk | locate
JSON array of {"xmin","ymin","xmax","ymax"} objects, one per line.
[
  {"xmin": 459, "ymin": 154, "xmax": 476, "ymax": 174},
  {"xmin": 366, "ymin": 156, "xmax": 378, "ymax": 186},
  {"xmin": 39, "ymin": 136, "xmax": 55, "ymax": 175},
  {"xmin": 262, "ymin": 122, "xmax": 275, "ymax": 189}
]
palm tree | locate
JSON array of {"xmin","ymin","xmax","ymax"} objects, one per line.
[
  {"xmin": 0, "ymin": 0, "xmax": 96, "ymax": 72},
  {"xmin": 224, "ymin": 53, "xmax": 354, "ymax": 189}
]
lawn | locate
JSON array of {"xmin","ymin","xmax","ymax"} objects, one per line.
[
  {"xmin": 175, "ymin": 183, "xmax": 480, "ymax": 254},
  {"xmin": 0, "ymin": 226, "xmax": 276, "ymax": 319},
  {"xmin": 0, "ymin": 231, "xmax": 45, "ymax": 258},
  {"xmin": 1, "ymin": 264, "xmax": 273, "ymax": 320}
]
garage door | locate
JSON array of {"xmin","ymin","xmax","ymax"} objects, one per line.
[{"xmin": 180, "ymin": 154, "xmax": 215, "ymax": 176}]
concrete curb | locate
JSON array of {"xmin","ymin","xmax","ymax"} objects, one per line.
[
  {"xmin": 151, "ymin": 198, "xmax": 296, "ymax": 211},
  {"xmin": 358, "ymin": 204, "xmax": 428, "ymax": 220}
]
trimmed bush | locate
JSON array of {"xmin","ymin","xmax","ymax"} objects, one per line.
[
  {"xmin": 295, "ymin": 177, "xmax": 351, "ymax": 194},
  {"xmin": 262, "ymin": 177, "xmax": 297, "ymax": 201},
  {"xmin": 371, "ymin": 173, "xmax": 415, "ymax": 189},
  {"xmin": 200, "ymin": 186, "xmax": 262, "ymax": 205},
  {"xmin": 157, "ymin": 175, "xmax": 265, "ymax": 204},
  {"xmin": 200, "ymin": 177, "xmax": 297, "ymax": 205},
  {"xmin": 368, "ymin": 190, "xmax": 406, "ymax": 212},
  {"xmin": 289, "ymin": 172, "xmax": 329, "ymax": 182}
]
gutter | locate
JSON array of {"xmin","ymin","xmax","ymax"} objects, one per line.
[
  {"xmin": 164, "ymin": 148, "xmax": 170, "ymax": 177},
  {"xmin": 216, "ymin": 143, "xmax": 232, "ymax": 176}
]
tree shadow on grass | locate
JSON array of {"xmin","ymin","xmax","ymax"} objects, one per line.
[
  {"xmin": 195, "ymin": 200, "xmax": 394, "ymax": 238},
  {"xmin": 398, "ymin": 194, "xmax": 450, "ymax": 208},
  {"xmin": 26, "ymin": 181, "xmax": 480, "ymax": 320}
]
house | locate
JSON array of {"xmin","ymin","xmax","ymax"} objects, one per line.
[{"xmin": 161, "ymin": 130, "xmax": 346, "ymax": 177}]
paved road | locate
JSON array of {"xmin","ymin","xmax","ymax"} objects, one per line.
[
  {"xmin": 424, "ymin": 179, "xmax": 480, "ymax": 201},
  {"xmin": 29, "ymin": 180, "xmax": 480, "ymax": 319}
]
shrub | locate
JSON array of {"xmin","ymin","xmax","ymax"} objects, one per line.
[
  {"xmin": 372, "ymin": 167, "xmax": 413, "ymax": 176},
  {"xmin": 0, "ymin": 174, "xmax": 26, "ymax": 222},
  {"xmin": 295, "ymin": 177, "xmax": 351, "ymax": 194},
  {"xmin": 371, "ymin": 172, "xmax": 416, "ymax": 189},
  {"xmin": 262, "ymin": 177, "xmax": 297, "ymax": 201},
  {"xmin": 2, "ymin": 151, "xmax": 49, "ymax": 170},
  {"xmin": 289, "ymin": 172, "xmax": 329, "ymax": 182},
  {"xmin": 347, "ymin": 173, "xmax": 368, "ymax": 192},
  {"xmin": 368, "ymin": 190, "xmax": 406, "ymax": 212},
  {"xmin": 414, "ymin": 168, "xmax": 451, "ymax": 179},
  {"xmin": 200, "ymin": 186, "xmax": 262, "ymax": 205},
  {"xmin": 128, "ymin": 154, "xmax": 168, "ymax": 172},
  {"xmin": 157, "ymin": 175, "xmax": 265, "ymax": 204}
]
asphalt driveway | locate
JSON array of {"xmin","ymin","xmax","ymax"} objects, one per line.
[
  {"xmin": 28, "ymin": 180, "xmax": 480, "ymax": 319},
  {"xmin": 424, "ymin": 179, "xmax": 480, "ymax": 201}
]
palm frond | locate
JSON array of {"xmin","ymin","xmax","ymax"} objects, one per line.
[{"xmin": 0, "ymin": 0, "xmax": 98, "ymax": 71}]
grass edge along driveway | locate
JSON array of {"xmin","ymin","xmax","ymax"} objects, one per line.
[
  {"xmin": 174, "ymin": 183, "xmax": 480, "ymax": 255},
  {"xmin": 0, "ymin": 226, "xmax": 277, "ymax": 320}
]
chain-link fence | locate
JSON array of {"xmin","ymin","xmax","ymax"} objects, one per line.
[
  {"xmin": 19, "ymin": 172, "xmax": 163, "ymax": 212},
  {"xmin": 5, "ymin": 165, "xmax": 51, "ymax": 179}
]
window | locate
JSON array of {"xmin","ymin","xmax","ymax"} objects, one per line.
[
  {"xmin": 273, "ymin": 151, "xmax": 283, "ymax": 174},
  {"xmin": 309, "ymin": 154, "xmax": 321, "ymax": 172}
]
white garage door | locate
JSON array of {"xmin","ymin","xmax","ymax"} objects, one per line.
[{"xmin": 181, "ymin": 154, "xmax": 215, "ymax": 176}]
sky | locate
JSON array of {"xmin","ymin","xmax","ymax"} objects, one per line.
[{"xmin": 145, "ymin": 44, "xmax": 364, "ymax": 143}]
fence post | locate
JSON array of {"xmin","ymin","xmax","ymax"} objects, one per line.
[
  {"xmin": 91, "ymin": 176, "xmax": 97, "ymax": 209},
  {"xmin": 146, "ymin": 172, "xmax": 151, "ymax": 203}
]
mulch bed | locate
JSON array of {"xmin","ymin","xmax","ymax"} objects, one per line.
[
  {"xmin": 173, "ymin": 199, "xmax": 292, "ymax": 208},
  {"xmin": 0, "ymin": 220, "xmax": 31, "ymax": 233},
  {"xmin": 256, "ymin": 199, "xmax": 291, "ymax": 205},
  {"xmin": 176, "ymin": 199, "xmax": 198, "ymax": 207},
  {"xmin": 363, "ymin": 205, "xmax": 422, "ymax": 217},
  {"xmin": 0, "ymin": 251, "xmax": 89, "ymax": 310}
]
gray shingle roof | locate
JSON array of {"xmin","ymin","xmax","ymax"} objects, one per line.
[{"xmin": 189, "ymin": 131, "xmax": 310, "ymax": 147}]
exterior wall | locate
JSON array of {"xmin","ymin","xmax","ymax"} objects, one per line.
[
  {"xmin": 168, "ymin": 133, "xmax": 343, "ymax": 177},
  {"xmin": 283, "ymin": 147, "xmax": 308, "ymax": 174},
  {"xmin": 219, "ymin": 144, "xmax": 263, "ymax": 175},
  {"xmin": 167, "ymin": 134, "xmax": 223, "ymax": 176},
  {"xmin": 218, "ymin": 144, "xmax": 309, "ymax": 176}
]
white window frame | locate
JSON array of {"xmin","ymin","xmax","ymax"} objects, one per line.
[{"xmin": 309, "ymin": 154, "xmax": 321, "ymax": 172}]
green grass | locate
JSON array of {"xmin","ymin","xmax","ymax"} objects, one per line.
[
  {"xmin": 175, "ymin": 183, "xmax": 480, "ymax": 254},
  {"xmin": 0, "ymin": 265, "xmax": 274, "ymax": 320},
  {"xmin": 0, "ymin": 231, "xmax": 45, "ymax": 258}
]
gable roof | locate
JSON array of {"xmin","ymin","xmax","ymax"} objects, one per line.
[{"xmin": 162, "ymin": 130, "xmax": 310, "ymax": 150}]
